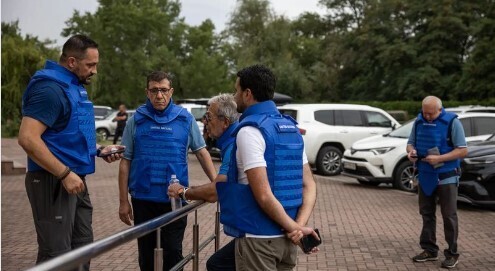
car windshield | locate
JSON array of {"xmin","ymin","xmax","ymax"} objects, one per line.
[{"xmin": 386, "ymin": 119, "xmax": 415, "ymax": 138}]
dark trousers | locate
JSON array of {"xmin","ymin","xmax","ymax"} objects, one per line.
[
  {"xmin": 206, "ymin": 239, "xmax": 236, "ymax": 271},
  {"xmin": 132, "ymin": 198, "xmax": 187, "ymax": 271},
  {"xmin": 418, "ymin": 183, "xmax": 459, "ymax": 258},
  {"xmin": 25, "ymin": 171, "xmax": 93, "ymax": 271},
  {"xmin": 113, "ymin": 128, "xmax": 124, "ymax": 144}
]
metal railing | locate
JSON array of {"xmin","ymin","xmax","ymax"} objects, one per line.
[{"xmin": 25, "ymin": 200, "xmax": 220, "ymax": 271}]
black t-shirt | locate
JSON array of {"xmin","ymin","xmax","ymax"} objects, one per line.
[{"xmin": 116, "ymin": 112, "xmax": 128, "ymax": 129}]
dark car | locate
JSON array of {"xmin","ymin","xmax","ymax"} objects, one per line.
[{"xmin": 458, "ymin": 134, "xmax": 495, "ymax": 208}]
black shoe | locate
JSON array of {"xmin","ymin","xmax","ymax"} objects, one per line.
[
  {"xmin": 441, "ymin": 256, "xmax": 459, "ymax": 269},
  {"xmin": 412, "ymin": 251, "xmax": 438, "ymax": 262}
]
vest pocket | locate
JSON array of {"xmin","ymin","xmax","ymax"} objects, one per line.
[{"xmin": 129, "ymin": 158, "xmax": 152, "ymax": 192}]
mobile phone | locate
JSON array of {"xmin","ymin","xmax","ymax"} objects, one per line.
[
  {"xmin": 99, "ymin": 146, "xmax": 125, "ymax": 157},
  {"xmin": 301, "ymin": 228, "xmax": 322, "ymax": 253}
]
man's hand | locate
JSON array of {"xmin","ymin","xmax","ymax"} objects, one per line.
[
  {"xmin": 287, "ymin": 227, "xmax": 320, "ymax": 254},
  {"xmin": 61, "ymin": 172, "xmax": 85, "ymax": 194},
  {"xmin": 99, "ymin": 145, "xmax": 125, "ymax": 163},
  {"xmin": 167, "ymin": 183, "xmax": 184, "ymax": 199},
  {"xmin": 407, "ymin": 149, "xmax": 418, "ymax": 162},
  {"xmin": 423, "ymin": 154, "xmax": 443, "ymax": 166},
  {"xmin": 119, "ymin": 200, "xmax": 134, "ymax": 226}
]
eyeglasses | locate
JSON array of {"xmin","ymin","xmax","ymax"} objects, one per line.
[{"xmin": 148, "ymin": 87, "xmax": 172, "ymax": 95}]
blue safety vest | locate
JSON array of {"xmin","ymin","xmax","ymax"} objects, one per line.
[
  {"xmin": 128, "ymin": 100, "xmax": 192, "ymax": 203},
  {"xmin": 23, "ymin": 60, "xmax": 96, "ymax": 175},
  {"xmin": 415, "ymin": 109, "xmax": 460, "ymax": 195},
  {"xmin": 217, "ymin": 101, "xmax": 304, "ymax": 237},
  {"xmin": 215, "ymin": 121, "xmax": 239, "ymax": 154}
]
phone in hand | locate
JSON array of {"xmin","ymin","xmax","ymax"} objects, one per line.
[
  {"xmin": 99, "ymin": 146, "xmax": 126, "ymax": 157},
  {"xmin": 301, "ymin": 228, "xmax": 322, "ymax": 253}
]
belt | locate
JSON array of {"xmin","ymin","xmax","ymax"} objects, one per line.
[{"xmin": 438, "ymin": 168, "xmax": 460, "ymax": 180}]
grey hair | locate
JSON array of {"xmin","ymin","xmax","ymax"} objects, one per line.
[
  {"xmin": 422, "ymin": 95, "xmax": 442, "ymax": 109},
  {"xmin": 208, "ymin": 94, "xmax": 239, "ymax": 123}
]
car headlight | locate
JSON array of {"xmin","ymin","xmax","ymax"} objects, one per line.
[
  {"xmin": 370, "ymin": 147, "xmax": 395, "ymax": 155},
  {"xmin": 464, "ymin": 154, "xmax": 495, "ymax": 165}
]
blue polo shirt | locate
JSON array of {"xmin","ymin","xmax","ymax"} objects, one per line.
[{"xmin": 22, "ymin": 80, "xmax": 71, "ymax": 131}]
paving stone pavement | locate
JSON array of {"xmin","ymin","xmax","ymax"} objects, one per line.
[{"xmin": 2, "ymin": 138, "xmax": 495, "ymax": 271}]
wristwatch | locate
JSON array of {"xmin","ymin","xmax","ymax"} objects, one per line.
[{"xmin": 178, "ymin": 187, "xmax": 190, "ymax": 201}]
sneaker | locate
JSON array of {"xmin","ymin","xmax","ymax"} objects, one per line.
[
  {"xmin": 441, "ymin": 256, "xmax": 459, "ymax": 269},
  {"xmin": 412, "ymin": 251, "xmax": 438, "ymax": 262}
]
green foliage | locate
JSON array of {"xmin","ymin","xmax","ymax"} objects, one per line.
[
  {"xmin": 2, "ymin": 0, "xmax": 495, "ymax": 139},
  {"xmin": 1, "ymin": 21, "xmax": 59, "ymax": 137}
]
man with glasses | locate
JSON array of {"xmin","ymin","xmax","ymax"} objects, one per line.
[
  {"xmin": 117, "ymin": 71, "xmax": 217, "ymax": 271},
  {"xmin": 168, "ymin": 93, "xmax": 239, "ymax": 271}
]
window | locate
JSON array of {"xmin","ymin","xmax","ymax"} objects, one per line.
[
  {"xmin": 279, "ymin": 109, "xmax": 298, "ymax": 120},
  {"xmin": 314, "ymin": 110, "xmax": 334, "ymax": 125},
  {"xmin": 335, "ymin": 110, "xmax": 364, "ymax": 126},
  {"xmin": 364, "ymin": 111, "xmax": 392, "ymax": 127},
  {"xmin": 191, "ymin": 108, "xmax": 207, "ymax": 121},
  {"xmin": 473, "ymin": 117, "xmax": 495, "ymax": 136},
  {"xmin": 460, "ymin": 118, "xmax": 472, "ymax": 137}
]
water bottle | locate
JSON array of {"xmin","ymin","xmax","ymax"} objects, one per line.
[{"xmin": 169, "ymin": 174, "xmax": 182, "ymax": 210}]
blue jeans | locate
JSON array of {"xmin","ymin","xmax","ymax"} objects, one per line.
[{"xmin": 207, "ymin": 239, "xmax": 236, "ymax": 271}]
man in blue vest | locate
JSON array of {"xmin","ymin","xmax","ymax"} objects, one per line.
[
  {"xmin": 118, "ymin": 71, "xmax": 217, "ymax": 271},
  {"xmin": 216, "ymin": 64, "xmax": 318, "ymax": 271},
  {"xmin": 167, "ymin": 93, "xmax": 239, "ymax": 271},
  {"xmin": 18, "ymin": 35, "xmax": 124, "ymax": 270},
  {"xmin": 407, "ymin": 96, "xmax": 467, "ymax": 269}
]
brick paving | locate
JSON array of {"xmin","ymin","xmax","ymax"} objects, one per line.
[{"xmin": 2, "ymin": 137, "xmax": 495, "ymax": 271}]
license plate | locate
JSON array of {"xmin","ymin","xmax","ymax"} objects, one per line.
[{"xmin": 343, "ymin": 162, "xmax": 356, "ymax": 170}]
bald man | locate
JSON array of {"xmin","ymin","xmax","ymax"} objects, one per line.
[{"xmin": 406, "ymin": 96, "xmax": 467, "ymax": 269}]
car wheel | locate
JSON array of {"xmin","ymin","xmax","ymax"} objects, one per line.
[
  {"xmin": 393, "ymin": 160, "xmax": 417, "ymax": 192},
  {"xmin": 96, "ymin": 128, "xmax": 109, "ymax": 140},
  {"xmin": 316, "ymin": 146, "xmax": 342, "ymax": 176},
  {"xmin": 357, "ymin": 180, "xmax": 380, "ymax": 186}
]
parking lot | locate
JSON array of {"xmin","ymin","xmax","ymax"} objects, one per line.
[{"xmin": 2, "ymin": 138, "xmax": 495, "ymax": 271}]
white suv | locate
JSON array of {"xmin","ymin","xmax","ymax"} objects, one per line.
[
  {"xmin": 277, "ymin": 104, "xmax": 400, "ymax": 176},
  {"xmin": 342, "ymin": 113, "xmax": 495, "ymax": 192}
]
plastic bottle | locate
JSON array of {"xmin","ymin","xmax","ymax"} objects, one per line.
[{"xmin": 169, "ymin": 174, "xmax": 182, "ymax": 210}]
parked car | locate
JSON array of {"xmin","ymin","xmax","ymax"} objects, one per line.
[
  {"xmin": 342, "ymin": 113, "xmax": 495, "ymax": 192},
  {"xmin": 177, "ymin": 103, "xmax": 207, "ymax": 135},
  {"xmin": 459, "ymin": 134, "xmax": 495, "ymax": 208},
  {"xmin": 95, "ymin": 109, "xmax": 135, "ymax": 140},
  {"xmin": 95, "ymin": 111, "xmax": 118, "ymax": 140},
  {"xmin": 445, "ymin": 105, "xmax": 495, "ymax": 114},
  {"xmin": 93, "ymin": 105, "xmax": 114, "ymax": 120},
  {"xmin": 277, "ymin": 104, "xmax": 400, "ymax": 176}
]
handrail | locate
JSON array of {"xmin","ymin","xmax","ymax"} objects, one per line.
[{"xmin": 25, "ymin": 200, "xmax": 214, "ymax": 271}]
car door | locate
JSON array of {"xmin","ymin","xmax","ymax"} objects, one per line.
[
  {"xmin": 333, "ymin": 110, "xmax": 369, "ymax": 149},
  {"xmin": 362, "ymin": 110, "xmax": 395, "ymax": 135}
]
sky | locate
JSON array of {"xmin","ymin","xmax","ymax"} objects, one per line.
[{"xmin": 2, "ymin": 0, "xmax": 326, "ymax": 47}]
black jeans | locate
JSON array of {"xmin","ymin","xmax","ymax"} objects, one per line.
[
  {"xmin": 206, "ymin": 239, "xmax": 236, "ymax": 271},
  {"xmin": 418, "ymin": 183, "xmax": 459, "ymax": 258},
  {"xmin": 113, "ymin": 128, "xmax": 124, "ymax": 144},
  {"xmin": 25, "ymin": 171, "xmax": 93, "ymax": 271},
  {"xmin": 132, "ymin": 198, "xmax": 187, "ymax": 271}
]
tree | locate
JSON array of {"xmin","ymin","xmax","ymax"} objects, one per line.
[
  {"xmin": 1, "ymin": 21, "xmax": 59, "ymax": 136},
  {"xmin": 62, "ymin": 0, "xmax": 185, "ymax": 108}
]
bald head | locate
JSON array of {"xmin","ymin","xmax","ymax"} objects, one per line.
[{"xmin": 422, "ymin": 96, "xmax": 443, "ymax": 122}]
